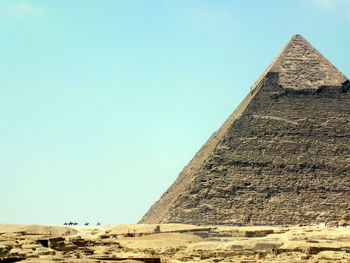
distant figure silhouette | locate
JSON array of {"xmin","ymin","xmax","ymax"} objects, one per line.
[
  {"xmin": 63, "ymin": 222, "xmax": 67, "ymax": 225},
  {"xmin": 154, "ymin": 225, "xmax": 160, "ymax": 233},
  {"xmin": 85, "ymin": 223, "xmax": 89, "ymax": 226}
]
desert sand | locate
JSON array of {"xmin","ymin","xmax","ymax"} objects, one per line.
[{"xmin": 1, "ymin": 223, "xmax": 350, "ymax": 262}]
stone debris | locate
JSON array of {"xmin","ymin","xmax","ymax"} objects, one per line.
[{"xmin": 0, "ymin": 223, "xmax": 350, "ymax": 262}]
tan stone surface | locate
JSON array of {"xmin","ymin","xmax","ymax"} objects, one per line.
[{"xmin": 251, "ymin": 35, "xmax": 347, "ymax": 91}]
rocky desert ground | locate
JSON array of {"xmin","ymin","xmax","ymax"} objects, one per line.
[{"xmin": 1, "ymin": 222, "xmax": 350, "ymax": 263}]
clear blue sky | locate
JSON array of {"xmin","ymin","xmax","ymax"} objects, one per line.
[{"xmin": 1, "ymin": 0, "xmax": 349, "ymax": 225}]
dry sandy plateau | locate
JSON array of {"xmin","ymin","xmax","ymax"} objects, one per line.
[{"xmin": 1, "ymin": 223, "xmax": 350, "ymax": 262}]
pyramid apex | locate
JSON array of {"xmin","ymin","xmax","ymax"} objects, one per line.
[
  {"xmin": 251, "ymin": 35, "xmax": 348, "ymax": 91},
  {"xmin": 290, "ymin": 34, "xmax": 306, "ymax": 42}
]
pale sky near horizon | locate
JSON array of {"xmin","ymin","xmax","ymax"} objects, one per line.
[{"xmin": 1, "ymin": 0, "xmax": 349, "ymax": 225}]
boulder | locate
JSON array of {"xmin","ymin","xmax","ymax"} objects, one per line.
[{"xmin": 0, "ymin": 244, "xmax": 11, "ymax": 257}]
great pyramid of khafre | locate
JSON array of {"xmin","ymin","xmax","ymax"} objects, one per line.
[{"xmin": 140, "ymin": 35, "xmax": 350, "ymax": 225}]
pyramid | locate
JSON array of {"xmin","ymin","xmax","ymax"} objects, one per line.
[{"xmin": 140, "ymin": 35, "xmax": 350, "ymax": 225}]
